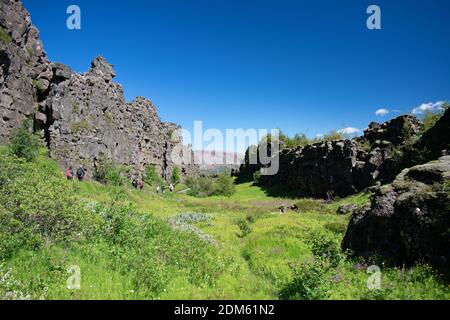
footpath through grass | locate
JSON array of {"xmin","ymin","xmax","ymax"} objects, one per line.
[{"xmin": 1, "ymin": 148, "xmax": 449, "ymax": 300}]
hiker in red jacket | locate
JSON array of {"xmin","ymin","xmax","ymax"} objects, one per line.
[{"xmin": 66, "ymin": 166, "xmax": 74, "ymax": 180}]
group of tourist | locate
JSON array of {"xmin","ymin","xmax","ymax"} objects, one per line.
[
  {"xmin": 64, "ymin": 165, "xmax": 175, "ymax": 194},
  {"xmin": 155, "ymin": 183, "xmax": 174, "ymax": 194},
  {"xmin": 132, "ymin": 178, "xmax": 145, "ymax": 190},
  {"xmin": 65, "ymin": 165, "xmax": 85, "ymax": 181}
]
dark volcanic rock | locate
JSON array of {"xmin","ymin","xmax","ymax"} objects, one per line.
[
  {"xmin": 0, "ymin": 0, "xmax": 51, "ymax": 143},
  {"xmin": 416, "ymin": 107, "xmax": 450, "ymax": 160},
  {"xmin": 342, "ymin": 156, "xmax": 450, "ymax": 269},
  {"xmin": 0, "ymin": 0, "xmax": 196, "ymax": 180},
  {"xmin": 337, "ymin": 204, "xmax": 358, "ymax": 215},
  {"xmin": 364, "ymin": 115, "xmax": 421, "ymax": 146},
  {"xmin": 237, "ymin": 114, "xmax": 424, "ymax": 199},
  {"xmin": 277, "ymin": 140, "xmax": 359, "ymax": 198}
]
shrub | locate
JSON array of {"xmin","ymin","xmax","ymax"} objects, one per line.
[
  {"xmin": 279, "ymin": 260, "xmax": 331, "ymax": 300},
  {"xmin": 321, "ymin": 129, "xmax": 345, "ymax": 142},
  {"xmin": 93, "ymin": 155, "xmax": 127, "ymax": 186},
  {"xmin": 32, "ymin": 79, "xmax": 45, "ymax": 93},
  {"xmin": 186, "ymin": 174, "xmax": 236, "ymax": 197},
  {"xmin": 8, "ymin": 120, "xmax": 40, "ymax": 162},
  {"xmin": 237, "ymin": 218, "xmax": 252, "ymax": 238},
  {"xmin": 143, "ymin": 164, "xmax": 163, "ymax": 186},
  {"xmin": 421, "ymin": 110, "xmax": 444, "ymax": 134},
  {"xmin": 171, "ymin": 166, "xmax": 181, "ymax": 185},
  {"xmin": 306, "ymin": 231, "xmax": 343, "ymax": 267},
  {"xmin": 0, "ymin": 151, "xmax": 99, "ymax": 259},
  {"xmin": 186, "ymin": 175, "xmax": 215, "ymax": 197},
  {"xmin": 0, "ymin": 27, "xmax": 11, "ymax": 44},
  {"xmin": 214, "ymin": 173, "xmax": 236, "ymax": 197},
  {"xmin": 253, "ymin": 170, "xmax": 262, "ymax": 184}
]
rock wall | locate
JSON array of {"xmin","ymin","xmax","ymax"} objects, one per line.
[
  {"xmin": 0, "ymin": 0, "xmax": 196, "ymax": 180},
  {"xmin": 238, "ymin": 115, "xmax": 422, "ymax": 198},
  {"xmin": 0, "ymin": 0, "xmax": 50, "ymax": 143},
  {"xmin": 342, "ymin": 156, "xmax": 450, "ymax": 269},
  {"xmin": 276, "ymin": 140, "xmax": 359, "ymax": 198}
]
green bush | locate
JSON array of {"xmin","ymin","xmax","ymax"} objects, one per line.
[
  {"xmin": 171, "ymin": 166, "xmax": 181, "ymax": 185},
  {"xmin": 253, "ymin": 170, "xmax": 262, "ymax": 184},
  {"xmin": 93, "ymin": 155, "xmax": 127, "ymax": 186},
  {"xmin": 143, "ymin": 164, "xmax": 163, "ymax": 186},
  {"xmin": 186, "ymin": 175, "xmax": 215, "ymax": 197},
  {"xmin": 421, "ymin": 110, "xmax": 444, "ymax": 134},
  {"xmin": 0, "ymin": 151, "xmax": 99, "ymax": 260},
  {"xmin": 321, "ymin": 129, "xmax": 345, "ymax": 142},
  {"xmin": 8, "ymin": 120, "xmax": 40, "ymax": 162},
  {"xmin": 306, "ymin": 231, "xmax": 343, "ymax": 267},
  {"xmin": 186, "ymin": 173, "xmax": 236, "ymax": 197},
  {"xmin": 214, "ymin": 173, "xmax": 236, "ymax": 197},
  {"xmin": 0, "ymin": 27, "xmax": 11, "ymax": 44},
  {"xmin": 279, "ymin": 260, "xmax": 331, "ymax": 300},
  {"xmin": 237, "ymin": 218, "xmax": 252, "ymax": 238}
]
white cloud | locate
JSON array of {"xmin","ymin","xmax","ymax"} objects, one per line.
[
  {"xmin": 375, "ymin": 108, "xmax": 390, "ymax": 116},
  {"xmin": 338, "ymin": 127, "xmax": 361, "ymax": 135},
  {"xmin": 316, "ymin": 134, "xmax": 324, "ymax": 139},
  {"xmin": 412, "ymin": 101, "xmax": 445, "ymax": 115}
]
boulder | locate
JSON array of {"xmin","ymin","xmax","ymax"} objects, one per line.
[
  {"xmin": 337, "ymin": 204, "xmax": 358, "ymax": 215},
  {"xmin": 342, "ymin": 156, "xmax": 450, "ymax": 269}
]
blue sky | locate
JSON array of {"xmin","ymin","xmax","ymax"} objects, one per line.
[{"xmin": 23, "ymin": 0, "xmax": 450, "ymax": 152}]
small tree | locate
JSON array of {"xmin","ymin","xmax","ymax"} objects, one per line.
[
  {"xmin": 253, "ymin": 170, "xmax": 262, "ymax": 184},
  {"xmin": 321, "ymin": 129, "xmax": 344, "ymax": 142},
  {"xmin": 171, "ymin": 166, "xmax": 181, "ymax": 185},
  {"xmin": 214, "ymin": 173, "xmax": 236, "ymax": 197},
  {"xmin": 9, "ymin": 120, "xmax": 40, "ymax": 162},
  {"xmin": 144, "ymin": 164, "xmax": 163, "ymax": 186},
  {"xmin": 93, "ymin": 154, "xmax": 127, "ymax": 186}
]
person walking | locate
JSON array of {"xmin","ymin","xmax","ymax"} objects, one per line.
[
  {"xmin": 77, "ymin": 166, "xmax": 86, "ymax": 181},
  {"xmin": 66, "ymin": 166, "xmax": 74, "ymax": 180}
]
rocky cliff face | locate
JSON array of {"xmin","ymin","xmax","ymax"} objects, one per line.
[
  {"xmin": 238, "ymin": 115, "xmax": 422, "ymax": 198},
  {"xmin": 0, "ymin": 0, "xmax": 195, "ymax": 179},
  {"xmin": 0, "ymin": 0, "xmax": 50, "ymax": 143},
  {"xmin": 342, "ymin": 156, "xmax": 450, "ymax": 269}
]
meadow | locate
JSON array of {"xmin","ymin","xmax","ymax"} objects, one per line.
[{"xmin": 0, "ymin": 147, "xmax": 449, "ymax": 300}]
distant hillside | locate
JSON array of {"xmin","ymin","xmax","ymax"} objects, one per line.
[{"xmin": 194, "ymin": 150, "xmax": 244, "ymax": 174}]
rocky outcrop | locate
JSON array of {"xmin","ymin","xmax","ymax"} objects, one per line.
[
  {"xmin": 0, "ymin": 0, "xmax": 51, "ymax": 143},
  {"xmin": 238, "ymin": 115, "xmax": 423, "ymax": 199},
  {"xmin": 353, "ymin": 115, "xmax": 422, "ymax": 187},
  {"xmin": 342, "ymin": 156, "xmax": 450, "ymax": 269},
  {"xmin": 276, "ymin": 140, "xmax": 359, "ymax": 198},
  {"xmin": 416, "ymin": 107, "xmax": 450, "ymax": 160},
  {"xmin": 0, "ymin": 0, "xmax": 196, "ymax": 180},
  {"xmin": 337, "ymin": 204, "xmax": 358, "ymax": 215}
]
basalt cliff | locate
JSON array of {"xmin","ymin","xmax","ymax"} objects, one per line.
[{"xmin": 0, "ymin": 0, "xmax": 195, "ymax": 179}]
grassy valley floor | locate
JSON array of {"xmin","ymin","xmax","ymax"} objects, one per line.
[{"xmin": 1, "ymin": 148, "xmax": 449, "ymax": 300}]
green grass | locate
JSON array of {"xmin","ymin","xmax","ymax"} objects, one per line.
[
  {"xmin": 1, "ymin": 147, "xmax": 449, "ymax": 300},
  {"xmin": 0, "ymin": 27, "xmax": 12, "ymax": 44}
]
